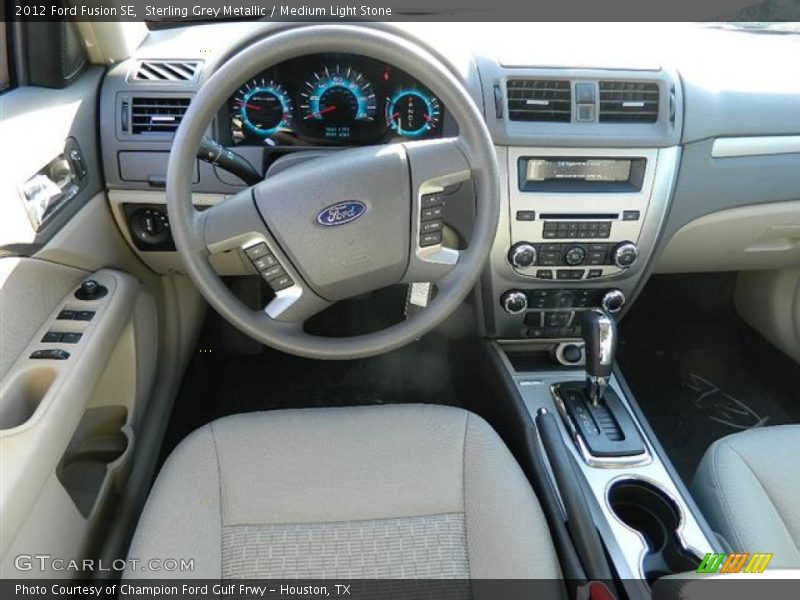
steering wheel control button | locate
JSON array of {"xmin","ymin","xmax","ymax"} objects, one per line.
[
  {"xmin": 244, "ymin": 243, "xmax": 270, "ymax": 259},
  {"xmin": 260, "ymin": 265, "xmax": 285, "ymax": 281},
  {"xmin": 57, "ymin": 310, "xmax": 76, "ymax": 320},
  {"xmin": 252, "ymin": 255, "xmax": 279, "ymax": 271},
  {"xmin": 421, "ymin": 205, "xmax": 444, "ymax": 220},
  {"xmin": 270, "ymin": 274, "xmax": 294, "ymax": 292},
  {"xmin": 74, "ymin": 311, "xmax": 95, "ymax": 321},
  {"xmin": 61, "ymin": 332, "xmax": 83, "ymax": 344},
  {"xmin": 30, "ymin": 349, "xmax": 70, "ymax": 360},
  {"xmin": 420, "ymin": 231, "xmax": 443, "ymax": 247},
  {"xmin": 516, "ymin": 210, "xmax": 536, "ymax": 221},
  {"xmin": 75, "ymin": 279, "xmax": 108, "ymax": 301},
  {"xmin": 421, "ymin": 219, "xmax": 444, "ymax": 234},
  {"xmin": 421, "ymin": 193, "xmax": 444, "ymax": 208},
  {"xmin": 42, "ymin": 331, "xmax": 63, "ymax": 343}
]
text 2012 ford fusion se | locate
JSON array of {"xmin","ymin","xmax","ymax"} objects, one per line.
[{"xmin": 1, "ymin": 7, "xmax": 799, "ymax": 600}]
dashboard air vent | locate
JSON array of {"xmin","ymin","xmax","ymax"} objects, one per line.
[
  {"xmin": 130, "ymin": 97, "xmax": 191, "ymax": 135},
  {"xmin": 133, "ymin": 60, "xmax": 201, "ymax": 82},
  {"xmin": 598, "ymin": 81, "xmax": 659, "ymax": 123},
  {"xmin": 507, "ymin": 79, "xmax": 571, "ymax": 123}
]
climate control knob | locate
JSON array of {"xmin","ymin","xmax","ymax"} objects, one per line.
[
  {"xmin": 501, "ymin": 290, "xmax": 528, "ymax": 315},
  {"xmin": 508, "ymin": 243, "xmax": 537, "ymax": 268},
  {"xmin": 601, "ymin": 289, "xmax": 626, "ymax": 314},
  {"xmin": 564, "ymin": 245, "xmax": 587, "ymax": 266},
  {"xmin": 612, "ymin": 242, "xmax": 639, "ymax": 269}
]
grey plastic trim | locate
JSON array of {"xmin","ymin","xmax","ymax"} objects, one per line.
[{"xmin": 711, "ymin": 135, "xmax": 800, "ymax": 159}]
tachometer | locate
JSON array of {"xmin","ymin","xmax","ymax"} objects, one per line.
[
  {"xmin": 386, "ymin": 90, "xmax": 441, "ymax": 137},
  {"xmin": 300, "ymin": 66, "xmax": 377, "ymax": 132},
  {"xmin": 231, "ymin": 80, "xmax": 293, "ymax": 137}
]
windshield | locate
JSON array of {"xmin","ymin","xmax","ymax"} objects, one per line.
[{"xmin": 705, "ymin": 22, "xmax": 800, "ymax": 34}]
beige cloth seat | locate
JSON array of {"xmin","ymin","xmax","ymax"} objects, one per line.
[
  {"xmin": 126, "ymin": 404, "xmax": 561, "ymax": 579},
  {"xmin": 692, "ymin": 425, "xmax": 800, "ymax": 568}
]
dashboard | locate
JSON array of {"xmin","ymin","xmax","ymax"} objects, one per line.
[{"xmin": 222, "ymin": 53, "xmax": 445, "ymax": 147}]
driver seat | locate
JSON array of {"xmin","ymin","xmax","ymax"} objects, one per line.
[{"xmin": 125, "ymin": 404, "xmax": 561, "ymax": 579}]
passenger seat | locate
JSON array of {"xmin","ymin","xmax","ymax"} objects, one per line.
[{"xmin": 691, "ymin": 425, "xmax": 800, "ymax": 568}]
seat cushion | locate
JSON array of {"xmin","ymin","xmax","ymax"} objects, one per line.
[
  {"xmin": 126, "ymin": 404, "xmax": 561, "ymax": 579},
  {"xmin": 691, "ymin": 425, "xmax": 800, "ymax": 567}
]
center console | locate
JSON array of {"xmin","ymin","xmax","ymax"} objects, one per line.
[{"xmin": 484, "ymin": 145, "xmax": 679, "ymax": 342}]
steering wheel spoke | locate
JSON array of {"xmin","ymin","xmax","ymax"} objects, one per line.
[
  {"xmin": 402, "ymin": 137, "xmax": 471, "ymax": 284},
  {"xmin": 201, "ymin": 188, "xmax": 268, "ymax": 254}
]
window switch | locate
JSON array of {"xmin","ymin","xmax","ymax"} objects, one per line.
[
  {"xmin": 30, "ymin": 349, "xmax": 70, "ymax": 360},
  {"xmin": 57, "ymin": 310, "xmax": 76, "ymax": 320},
  {"xmin": 74, "ymin": 311, "xmax": 95, "ymax": 321},
  {"xmin": 42, "ymin": 332, "xmax": 63, "ymax": 343},
  {"xmin": 61, "ymin": 332, "xmax": 83, "ymax": 344}
]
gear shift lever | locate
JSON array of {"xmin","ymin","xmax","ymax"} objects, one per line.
[{"xmin": 581, "ymin": 309, "xmax": 617, "ymax": 405}]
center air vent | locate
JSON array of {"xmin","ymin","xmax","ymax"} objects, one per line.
[
  {"xmin": 507, "ymin": 79, "xmax": 571, "ymax": 123},
  {"xmin": 133, "ymin": 60, "xmax": 201, "ymax": 82},
  {"xmin": 128, "ymin": 97, "xmax": 191, "ymax": 135},
  {"xmin": 599, "ymin": 81, "xmax": 659, "ymax": 123}
]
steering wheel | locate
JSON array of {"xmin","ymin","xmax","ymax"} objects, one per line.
[{"xmin": 167, "ymin": 25, "xmax": 499, "ymax": 360}]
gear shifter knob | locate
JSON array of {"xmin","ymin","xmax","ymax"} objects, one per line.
[{"xmin": 581, "ymin": 309, "xmax": 617, "ymax": 404}]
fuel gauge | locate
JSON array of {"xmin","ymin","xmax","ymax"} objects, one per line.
[{"xmin": 386, "ymin": 90, "xmax": 441, "ymax": 137}]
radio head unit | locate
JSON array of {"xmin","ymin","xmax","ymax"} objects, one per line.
[{"xmin": 518, "ymin": 157, "xmax": 646, "ymax": 192}]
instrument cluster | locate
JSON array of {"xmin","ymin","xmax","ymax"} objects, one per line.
[{"xmin": 225, "ymin": 54, "xmax": 444, "ymax": 147}]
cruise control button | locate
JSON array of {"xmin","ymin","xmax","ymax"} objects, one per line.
[
  {"xmin": 419, "ymin": 231, "xmax": 443, "ymax": 247},
  {"xmin": 42, "ymin": 331, "xmax": 63, "ymax": 343},
  {"xmin": 421, "ymin": 205, "xmax": 444, "ymax": 220},
  {"xmin": 244, "ymin": 243, "xmax": 270, "ymax": 259},
  {"xmin": 420, "ymin": 219, "xmax": 443, "ymax": 234},
  {"xmin": 252, "ymin": 255, "xmax": 278, "ymax": 270},
  {"xmin": 260, "ymin": 265, "xmax": 284, "ymax": 281},
  {"xmin": 421, "ymin": 193, "xmax": 444, "ymax": 208},
  {"xmin": 270, "ymin": 275, "xmax": 294, "ymax": 291}
]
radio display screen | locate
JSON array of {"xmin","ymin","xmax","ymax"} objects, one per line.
[
  {"xmin": 518, "ymin": 157, "xmax": 646, "ymax": 192},
  {"xmin": 525, "ymin": 159, "xmax": 631, "ymax": 183}
]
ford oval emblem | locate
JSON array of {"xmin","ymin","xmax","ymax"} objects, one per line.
[{"xmin": 316, "ymin": 201, "xmax": 367, "ymax": 227}]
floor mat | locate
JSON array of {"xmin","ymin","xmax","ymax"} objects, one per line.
[
  {"xmin": 618, "ymin": 274, "xmax": 800, "ymax": 483},
  {"xmin": 158, "ymin": 311, "xmax": 460, "ymax": 468}
]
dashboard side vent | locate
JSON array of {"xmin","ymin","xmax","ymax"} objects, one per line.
[
  {"xmin": 598, "ymin": 81, "xmax": 659, "ymax": 123},
  {"xmin": 133, "ymin": 60, "xmax": 201, "ymax": 82},
  {"xmin": 507, "ymin": 79, "xmax": 571, "ymax": 123},
  {"xmin": 130, "ymin": 97, "xmax": 191, "ymax": 135}
]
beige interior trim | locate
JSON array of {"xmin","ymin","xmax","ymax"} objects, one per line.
[
  {"xmin": 72, "ymin": 21, "xmax": 148, "ymax": 65},
  {"xmin": 0, "ymin": 270, "xmax": 141, "ymax": 557},
  {"xmin": 656, "ymin": 200, "xmax": 800, "ymax": 273},
  {"xmin": 735, "ymin": 269, "xmax": 800, "ymax": 365},
  {"xmin": 712, "ymin": 135, "xmax": 800, "ymax": 159}
]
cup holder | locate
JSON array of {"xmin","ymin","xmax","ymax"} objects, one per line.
[{"xmin": 608, "ymin": 479, "xmax": 701, "ymax": 583}]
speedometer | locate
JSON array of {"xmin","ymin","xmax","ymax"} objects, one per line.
[
  {"xmin": 231, "ymin": 79, "xmax": 293, "ymax": 138},
  {"xmin": 299, "ymin": 66, "xmax": 376, "ymax": 139}
]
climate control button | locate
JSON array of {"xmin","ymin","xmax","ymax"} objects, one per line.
[{"xmin": 501, "ymin": 290, "xmax": 528, "ymax": 314}]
